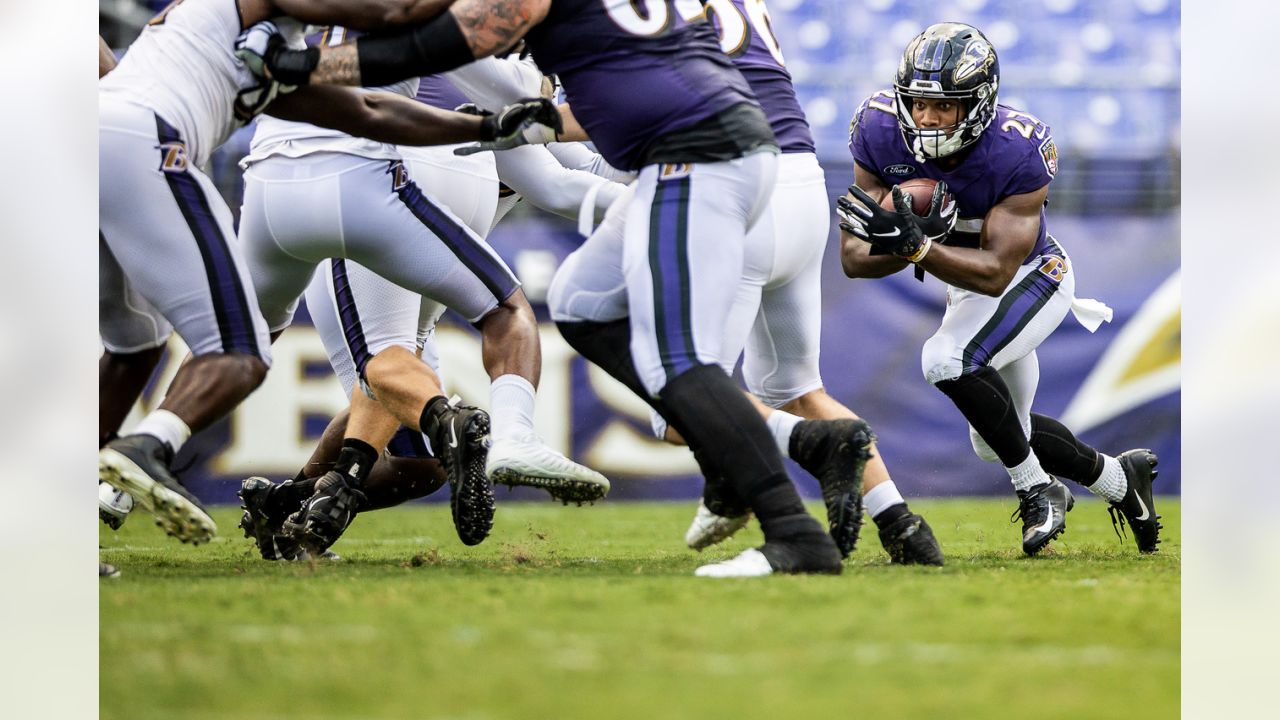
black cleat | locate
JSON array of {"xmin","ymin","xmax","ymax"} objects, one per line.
[
  {"xmin": 238, "ymin": 477, "xmax": 304, "ymax": 561},
  {"xmin": 99, "ymin": 434, "xmax": 216, "ymax": 545},
  {"xmin": 789, "ymin": 419, "xmax": 875, "ymax": 558},
  {"xmin": 1012, "ymin": 478, "xmax": 1074, "ymax": 556},
  {"xmin": 878, "ymin": 512, "xmax": 945, "ymax": 566},
  {"xmin": 281, "ymin": 471, "xmax": 366, "ymax": 555},
  {"xmin": 422, "ymin": 399, "xmax": 495, "ymax": 546},
  {"xmin": 1109, "ymin": 449, "xmax": 1162, "ymax": 553}
]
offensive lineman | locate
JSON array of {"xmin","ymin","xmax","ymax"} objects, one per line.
[
  {"xmin": 838, "ymin": 23, "xmax": 1161, "ymax": 555},
  {"xmin": 246, "ymin": 0, "xmax": 851, "ymax": 576},
  {"xmin": 601, "ymin": 0, "xmax": 945, "ymax": 565},
  {"xmin": 98, "ymin": 0, "xmax": 562, "ymax": 545}
]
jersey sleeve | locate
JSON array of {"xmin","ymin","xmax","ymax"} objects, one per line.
[
  {"xmin": 848, "ymin": 91, "xmax": 894, "ymax": 174},
  {"xmin": 445, "ymin": 56, "xmax": 544, "ymax": 113},
  {"xmin": 998, "ymin": 115, "xmax": 1059, "ymax": 198}
]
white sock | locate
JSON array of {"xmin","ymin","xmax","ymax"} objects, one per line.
[
  {"xmin": 1089, "ymin": 454, "xmax": 1128, "ymax": 503},
  {"xmin": 766, "ymin": 410, "xmax": 803, "ymax": 459},
  {"xmin": 489, "ymin": 374, "xmax": 537, "ymax": 441},
  {"xmin": 864, "ymin": 481, "xmax": 906, "ymax": 518},
  {"xmin": 1007, "ymin": 450, "xmax": 1050, "ymax": 493},
  {"xmin": 133, "ymin": 409, "xmax": 192, "ymax": 454}
]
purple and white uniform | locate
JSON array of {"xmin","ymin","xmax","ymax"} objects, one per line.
[
  {"xmin": 849, "ymin": 91, "xmax": 1111, "ymax": 460},
  {"xmin": 534, "ymin": 0, "xmax": 783, "ymax": 396},
  {"xmin": 551, "ymin": 0, "xmax": 827, "ymax": 412},
  {"xmin": 99, "ymin": 0, "xmax": 272, "ymax": 361}
]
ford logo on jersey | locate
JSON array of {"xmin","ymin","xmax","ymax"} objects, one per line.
[{"xmin": 884, "ymin": 164, "xmax": 916, "ymax": 176}]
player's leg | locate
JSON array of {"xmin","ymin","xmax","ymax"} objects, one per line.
[
  {"xmin": 354, "ymin": 165, "xmax": 608, "ymax": 504},
  {"xmin": 624, "ymin": 156, "xmax": 840, "ymax": 577},
  {"xmin": 975, "ymin": 348, "xmax": 1162, "ymax": 553},
  {"xmin": 98, "ymin": 103, "xmax": 271, "ymax": 544},
  {"xmin": 922, "ymin": 249, "xmax": 1075, "ymax": 555},
  {"xmin": 98, "ymin": 236, "xmax": 172, "ymax": 529}
]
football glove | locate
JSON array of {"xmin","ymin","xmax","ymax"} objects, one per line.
[
  {"xmin": 454, "ymin": 98, "xmax": 563, "ymax": 156},
  {"xmin": 912, "ymin": 180, "xmax": 958, "ymax": 245},
  {"xmin": 232, "ymin": 22, "xmax": 300, "ymax": 121},
  {"xmin": 235, "ymin": 20, "xmax": 318, "ymax": 87}
]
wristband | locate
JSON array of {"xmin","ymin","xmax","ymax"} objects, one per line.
[
  {"xmin": 906, "ymin": 235, "xmax": 932, "ymax": 263},
  {"xmin": 269, "ymin": 46, "xmax": 319, "ymax": 86}
]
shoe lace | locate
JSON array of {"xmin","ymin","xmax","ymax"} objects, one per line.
[
  {"xmin": 1107, "ymin": 505, "xmax": 1129, "ymax": 542},
  {"xmin": 1010, "ymin": 488, "xmax": 1048, "ymax": 525}
]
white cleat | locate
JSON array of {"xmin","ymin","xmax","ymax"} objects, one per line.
[
  {"xmin": 694, "ymin": 548, "xmax": 774, "ymax": 578},
  {"xmin": 685, "ymin": 501, "xmax": 750, "ymax": 551},
  {"xmin": 486, "ymin": 436, "xmax": 610, "ymax": 504},
  {"xmin": 99, "ymin": 482, "xmax": 135, "ymax": 530}
]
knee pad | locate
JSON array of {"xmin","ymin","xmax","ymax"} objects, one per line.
[{"xmin": 921, "ymin": 333, "xmax": 962, "ymax": 385}]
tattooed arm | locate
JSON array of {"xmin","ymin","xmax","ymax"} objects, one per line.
[{"xmin": 293, "ymin": 0, "xmax": 550, "ymax": 86}]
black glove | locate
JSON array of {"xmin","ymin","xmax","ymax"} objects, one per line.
[
  {"xmin": 453, "ymin": 102, "xmax": 491, "ymax": 117},
  {"xmin": 457, "ymin": 98, "xmax": 563, "ymax": 155},
  {"xmin": 913, "ymin": 180, "xmax": 958, "ymax": 244},
  {"xmin": 837, "ymin": 185, "xmax": 919, "ymax": 256}
]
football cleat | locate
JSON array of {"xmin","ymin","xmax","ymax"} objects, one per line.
[
  {"xmin": 877, "ymin": 512, "xmax": 945, "ymax": 566},
  {"xmin": 696, "ymin": 522, "xmax": 843, "ymax": 577},
  {"xmin": 99, "ymin": 434, "xmax": 216, "ymax": 545},
  {"xmin": 98, "ymin": 482, "xmax": 134, "ymax": 531},
  {"xmin": 487, "ymin": 436, "xmax": 610, "ymax": 505},
  {"xmin": 238, "ymin": 476, "xmax": 305, "ymax": 561},
  {"xmin": 789, "ymin": 419, "xmax": 875, "ymax": 558},
  {"xmin": 99, "ymin": 561, "xmax": 121, "ymax": 579},
  {"xmin": 1108, "ymin": 449, "xmax": 1162, "ymax": 553},
  {"xmin": 1011, "ymin": 478, "xmax": 1074, "ymax": 556},
  {"xmin": 422, "ymin": 398, "xmax": 496, "ymax": 546},
  {"xmin": 281, "ymin": 470, "xmax": 367, "ymax": 555},
  {"xmin": 685, "ymin": 500, "xmax": 750, "ymax": 551}
]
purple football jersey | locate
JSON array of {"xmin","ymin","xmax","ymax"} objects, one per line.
[
  {"xmin": 849, "ymin": 90, "xmax": 1058, "ymax": 260},
  {"xmin": 522, "ymin": 0, "xmax": 763, "ymax": 170},
  {"xmin": 711, "ymin": 0, "xmax": 814, "ymax": 154}
]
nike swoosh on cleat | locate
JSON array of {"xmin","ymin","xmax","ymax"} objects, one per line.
[
  {"xmin": 447, "ymin": 420, "xmax": 459, "ymax": 450},
  {"xmin": 1031, "ymin": 504, "xmax": 1055, "ymax": 534},
  {"xmin": 1133, "ymin": 493, "xmax": 1150, "ymax": 521}
]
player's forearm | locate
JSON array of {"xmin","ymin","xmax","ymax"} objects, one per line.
[
  {"xmin": 916, "ymin": 244, "xmax": 1014, "ymax": 296},
  {"xmin": 267, "ymin": 87, "xmax": 485, "ymax": 147},
  {"xmin": 555, "ymin": 105, "xmax": 590, "ymax": 142},
  {"xmin": 268, "ymin": 0, "xmax": 457, "ymax": 30},
  {"xmin": 307, "ymin": 0, "xmax": 547, "ymax": 87},
  {"xmin": 494, "ymin": 147, "xmax": 622, "ymax": 222},
  {"xmin": 840, "ymin": 232, "xmax": 909, "ymax": 278}
]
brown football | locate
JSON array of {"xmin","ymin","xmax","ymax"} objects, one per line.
[{"xmin": 881, "ymin": 178, "xmax": 948, "ymax": 216}]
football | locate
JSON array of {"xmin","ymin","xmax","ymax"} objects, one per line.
[{"xmin": 881, "ymin": 177, "xmax": 949, "ymax": 216}]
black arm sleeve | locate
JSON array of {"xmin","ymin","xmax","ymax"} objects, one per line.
[{"xmin": 356, "ymin": 11, "xmax": 475, "ymax": 87}]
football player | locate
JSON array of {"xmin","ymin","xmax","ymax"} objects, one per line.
[
  {"xmin": 839, "ymin": 23, "xmax": 1161, "ymax": 555},
  {"xmin": 98, "ymin": 0, "xmax": 561, "ymax": 545},
  {"xmin": 236, "ymin": 46, "xmax": 628, "ymax": 559},
  {"xmin": 248, "ymin": 0, "xmax": 849, "ymax": 576}
]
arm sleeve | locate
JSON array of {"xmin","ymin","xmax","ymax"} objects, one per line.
[
  {"xmin": 493, "ymin": 145, "xmax": 626, "ymax": 223},
  {"xmin": 545, "ymin": 142, "xmax": 638, "ymax": 184},
  {"xmin": 444, "ymin": 57, "xmax": 543, "ymax": 113}
]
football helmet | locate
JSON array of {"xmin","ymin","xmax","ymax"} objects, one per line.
[{"xmin": 894, "ymin": 22, "xmax": 1000, "ymax": 160}]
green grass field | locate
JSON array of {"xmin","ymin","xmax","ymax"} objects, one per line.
[{"xmin": 100, "ymin": 498, "xmax": 1179, "ymax": 720}]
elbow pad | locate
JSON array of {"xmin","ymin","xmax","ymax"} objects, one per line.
[{"xmin": 357, "ymin": 12, "xmax": 474, "ymax": 87}]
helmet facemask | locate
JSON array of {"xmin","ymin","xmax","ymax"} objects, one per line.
[{"xmin": 894, "ymin": 80, "xmax": 998, "ymax": 161}]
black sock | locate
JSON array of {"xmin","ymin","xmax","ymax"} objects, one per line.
[
  {"xmin": 934, "ymin": 366, "xmax": 1030, "ymax": 467},
  {"xmin": 418, "ymin": 395, "xmax": 450, "ymax": 438},
  {"xmin": 873, "ymin": 502, "xmax": 912, "ymax": 530},
  {"xmin": 1029, "ymin": 413, "xmax": 1103, "ymax": 485},
  {"xmin": 266, "ymin": 476, "xmax": 319, "ymax": 521},
  {"xmin": 658, "ymin": 365, "xmax": 815, "ymax": 532},
  {"xmin": 335, "ymin": 438, "xmax": 378, "ymax": 486}
]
